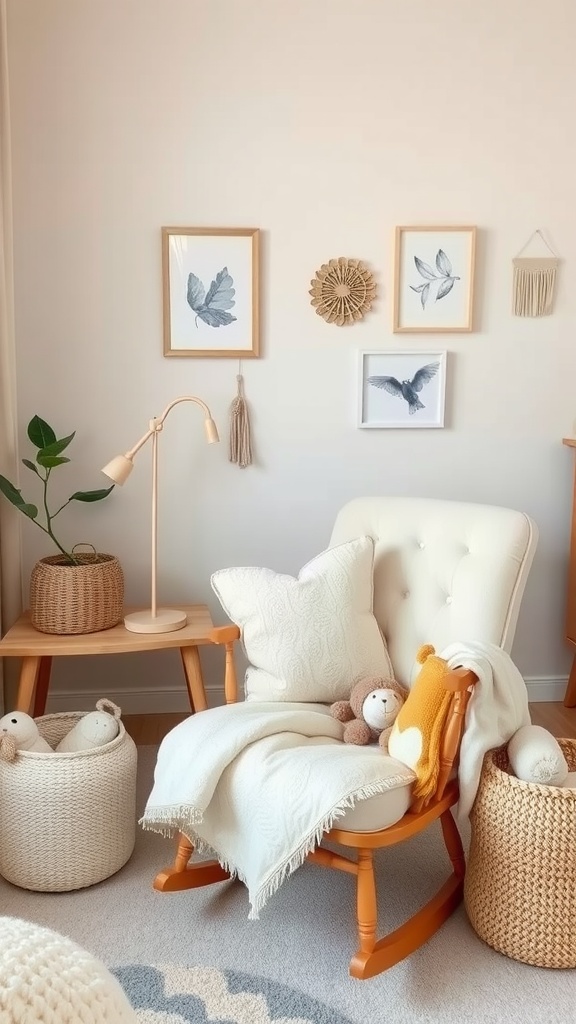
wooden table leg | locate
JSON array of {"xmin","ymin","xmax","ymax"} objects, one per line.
[
  {"xmin": 15, "ymin": 656, "xmax": 42, "ymax": 714},
  {"xmin": 564, "ymin": 653, "xmax": 576, "ymax": 707},
  {"xmin": 33, "ymin": 656, "xmax": 53, "ymax": 717},
  {"xmin": 180, "ymin": 646, "xmax": 208, "ymax": 712}
]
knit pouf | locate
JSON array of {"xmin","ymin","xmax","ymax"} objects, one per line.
[{"xmin": 0, "ymin": 916, "xmax": 138, "ymax": 1023}]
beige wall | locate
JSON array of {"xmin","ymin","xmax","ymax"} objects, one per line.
[{"xmin": 5, "ymin": 0, "xmax": 576, "ymax": 708}]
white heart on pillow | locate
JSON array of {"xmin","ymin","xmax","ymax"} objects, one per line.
[{"xmin": 211, "ymin": 536, "xmax": 393, "ymax": 703}]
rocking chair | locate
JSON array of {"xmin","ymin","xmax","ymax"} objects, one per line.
[{"xmin": 153, "ymin": 497, "xmax": 537, "ymax": 978}]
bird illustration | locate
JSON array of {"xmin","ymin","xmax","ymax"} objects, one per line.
[{"xmin": 367, "ymin": 362, "xmax": 439, "ymax": 414}]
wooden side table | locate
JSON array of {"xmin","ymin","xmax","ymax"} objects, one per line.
[
  {"xmin": 0, "ymin": 603, "xmax": 227, "ymax": 716},
  {"xmin": 563, "ymin": 438, "xmax": 576, "ymax": 706}
]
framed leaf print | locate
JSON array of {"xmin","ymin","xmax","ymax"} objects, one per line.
[
  {"xmin": 393, "ymin": 226, "xmax": 476, "ymax": 333},
  {"xmin": 162, "ymin": 227, "xmax": 260, "ymax": 357}
]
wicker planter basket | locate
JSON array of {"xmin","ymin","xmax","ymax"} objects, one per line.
[
  {"xmin": 464, "ymin": 739, "xmax": 576, "ymax": 968},
  {"xmin": 0, "ymin": 711, "xmax": 137, "ymax": 892},
  {"xmin": 30, "ymin": 550, "xmax": 124, "ymax": 635}
]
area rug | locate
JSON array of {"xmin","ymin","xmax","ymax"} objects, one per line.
[{"xmin": 113, "ymin": 964, "xmax": 355, "ymax": 1024}]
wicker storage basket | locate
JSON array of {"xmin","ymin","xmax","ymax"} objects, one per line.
[
  {"xmin": 464, "ymin": 739, "xmax": 576, "ymax": 968},
  {"xmin": 30, "ymin": 551, "xmax": 124, "ymax": 634},
  {"xmin": 0, "ymin": 711, "xmax": 137, "ymax": 892}
]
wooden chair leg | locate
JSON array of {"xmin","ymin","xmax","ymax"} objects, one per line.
[
  {"xmin": 153, "ymin": 832, "xmax": 230, "ymax": 892},
  {"xmin": 349, "ymin": 814, "xmax": 465, "ymax": 979}
]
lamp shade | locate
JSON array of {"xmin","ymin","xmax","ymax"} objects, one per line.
[
  {"xmin": 204, "ymin": 418, "xmax": 219, "ymax": 445},
  {"xmin": 101, "ymin": 454, "xmax": 134, "ymax": 486}
]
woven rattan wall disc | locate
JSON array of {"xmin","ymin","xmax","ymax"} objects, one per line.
[{"xmin": 309, "ymin": 257, "xmax": 376, "ymax": 326}]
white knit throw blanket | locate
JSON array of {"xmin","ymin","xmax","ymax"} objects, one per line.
[
  {"xmin": 440, "ymin": 640, "xmax": 531, "ymax": 819},
  {"xmin": 141, "ymin": 702, "xmax": 416, "ymax": 918},
  {"xmin": 141, "ymin": 642, "xmax": 530, "ymax": 917}
]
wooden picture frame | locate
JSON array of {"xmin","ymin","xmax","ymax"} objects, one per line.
[
  {"xmin": 358, "ymin": 349, "xmax": 447, "ymax": 429},
  {"xmin": 393, "ymin": 226, "xmax": 476, "ymax": 333},
  {"xmin": 162, "ymin": 227, "xmax": 260, "ymax": 357}
]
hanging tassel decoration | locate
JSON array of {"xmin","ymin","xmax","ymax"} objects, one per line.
[
  {"xmin": 512, "ymin": 230, "xmax": 559, "ymax": 317},
  {"xmin": 229, "ymin": 373, "xmax": 253, "ymax": 468}
]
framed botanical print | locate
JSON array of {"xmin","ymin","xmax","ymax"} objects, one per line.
[
  {"xmin": 393, "ymin": 226, "xmax": 476, "ymax": 333},
  {"xmin": 162, "ymin": 227, "xmax": 260, "ymax": 357}
]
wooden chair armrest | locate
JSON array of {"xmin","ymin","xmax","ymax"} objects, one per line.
[
  {"xmin": 207, "ymin": 625, "xmax": 241, "ymax": 645},
  {"xmin": 442, "ymin": 667, "xmax": 478, "ymax": 693},
  {"xmin": 207, "ymin": 624, "xmax": 241, "ymax": 704}
]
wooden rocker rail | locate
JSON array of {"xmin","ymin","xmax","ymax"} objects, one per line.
[{"xmin": 152, "ymin": 629, "xmax": 477, "ymax": 979}]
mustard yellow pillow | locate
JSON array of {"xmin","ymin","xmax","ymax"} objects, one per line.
[{"xmin": 387, "ymin": 644, "xmax": 451, "ymax": 801}]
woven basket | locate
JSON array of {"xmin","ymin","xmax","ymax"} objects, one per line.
[
  {"xmin": 464, "ymin": 739, "xmax": 576, "ymax": 968},
  {"xmin": 0, "ymin": 711, "xmax": 137, "ymax": 891},
  {"xmin": 30, "ymin": 550, "xmax": 124, "ymax": 634}
]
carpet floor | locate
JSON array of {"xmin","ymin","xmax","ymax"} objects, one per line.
[{"xmin": 0, "ymin": 746, "xmax": 573, "ymax": 1023}]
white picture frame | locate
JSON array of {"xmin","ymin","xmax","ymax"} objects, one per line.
[
  {"xmin": 393, "ymin": 226, "xmax": 476, "ymax": 333},
  {"xmin": 358, "ymin": 350, "xmax": 447, "ymax": 429},
  {"xmin": 162, "ymin": 227, "xmax": 260, "ymax": 357}
]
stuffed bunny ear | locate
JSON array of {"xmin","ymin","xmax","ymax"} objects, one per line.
[
  {"xmin": 0, "ymin": 734, "xmax": 18, "ymax": 762},
  {"xmin": 95, "ymin": 698, "xmax": 122, "ymax": 720}
]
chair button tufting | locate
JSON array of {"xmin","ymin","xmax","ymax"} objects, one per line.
[
  {"xmin": 419, "ymin": 541, "xmax": 425, "ymax": 549},
  {"xmin": 403, "ymin": 590, "xmax": 410, "ymax": 599},
  {"xmin": 446, "ymin": 596, "xmax": 452, "ymax": 604}
]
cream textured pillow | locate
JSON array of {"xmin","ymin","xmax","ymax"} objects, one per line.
[{"xmin": 211, "ymin": 536, "xmax": 393, "ymax": 703}]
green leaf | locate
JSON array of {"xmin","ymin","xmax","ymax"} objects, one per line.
[
  {"xmin": 37, "ymin": 432, "xmax": 75, "ymax": 460},
  {"xmin": 0, "ymin": 475, "xmax": 38, "ymax": 519},
  {"xmin": 22, "ymin": 459, "xmax": 40, "ymax": 475},
  {"xmin": 70, "ymin": 485, "xmax": 114, "ymax": 502},
  {"xmin": 36, "ymin": 454, "xmax": 71, "ymax": 468},
  {"xmin": 27, "ymin": 416, "xmax": 56, "ymax": 449}
]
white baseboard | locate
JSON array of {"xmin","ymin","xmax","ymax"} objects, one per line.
[
  {"xmin": 524, "ymin": 676, "xmax": 567, "ymax": 703},
  {"xmin": 44, "ymin": 676, "xmax": 568, "ymax": 714}
]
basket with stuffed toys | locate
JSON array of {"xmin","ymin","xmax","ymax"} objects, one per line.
[
  {"xmin": 0, "ymin": 699, "xmax": 137, "ymax": 891},
  {"xmin": 464, "ymin": 724, "xmax": 576, "ymax": 969}
]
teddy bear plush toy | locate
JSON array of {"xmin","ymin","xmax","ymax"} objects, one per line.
[
  {"xmin": 0, "ymin": 711, "xmax": 53, "ymax": 761},
  {"xmin": 330, "ymin": 676, "xmax": 407, "ymax": 747},
  {"xmin": 55, "ymin": 699, "xmax": 121, "ymax": 753}
]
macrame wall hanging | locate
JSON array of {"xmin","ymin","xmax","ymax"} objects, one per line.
[
  {"xmin": 512, "ymin": 229, "xmax": 559, "ymax": 317},
  {"xmin": 229, "ymin": 363, "xmax": 253, "ymax": 468}
]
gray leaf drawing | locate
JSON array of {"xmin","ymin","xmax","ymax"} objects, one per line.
[
  {"xmin": 187, "ymin": 273, "xmax": 206, "ymax": 310},
  {"xmin": 436, "ymin": 249, "xmax": 452, "ymax": 276},
  {"xmin": 436, "ymin": 277, "xmax": 455, "ymax": 300},
  {"xmin": 410, "ymin": 249, "xmax": 460, "ymax": 308},
  {"xmin": 414, "ymin": 256, "xmax": 437, "ymax": 281},
  {"xmin": 187, "ymin": 267, "xmax": 238, "ymax": 328}
]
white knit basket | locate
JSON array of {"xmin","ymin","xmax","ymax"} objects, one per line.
[{"xmin": 0, "ymin": 711, "xmax": 138, "ymax": 892}]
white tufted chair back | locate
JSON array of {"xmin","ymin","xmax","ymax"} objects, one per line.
[{"xmin": 329, "ymin": 497, "xmax": 538, "ymax": 689}]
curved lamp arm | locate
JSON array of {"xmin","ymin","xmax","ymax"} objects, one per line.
[{"xmin": 103, "ymin": 396, "xmax": 219, "ymax": 484}]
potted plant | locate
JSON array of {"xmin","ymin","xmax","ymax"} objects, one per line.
[{"xmin": 0, "ymin": 415, "xmax": 124, "ymax": 634}]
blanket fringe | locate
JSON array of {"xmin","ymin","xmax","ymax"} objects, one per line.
[
  {"xmin": 139, "ymin": 803, "xmax": 204, "ymax": 838},
  {"xmin": 140, "ymin": 774, "xmax": 415, "ymax": 920},
  {"xmin": 250, "ymin": 772, "xmax": 414, "ymax": 919}
]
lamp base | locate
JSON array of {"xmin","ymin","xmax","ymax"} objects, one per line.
[{"xmin": 124, "ymin": 609, "xmax": 188, "ymax": 634}]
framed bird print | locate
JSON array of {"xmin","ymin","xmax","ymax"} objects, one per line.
[
  {"xmin": 162, "ymin": 227, "xmax": 260, "ymax": 357},
  {"xmin": 358, "ymin": 350, "xmax": 447, "ymax": 429},
  {"xmin": 393, "ymin": 226, "xmax": 476, "ymax": 332}
]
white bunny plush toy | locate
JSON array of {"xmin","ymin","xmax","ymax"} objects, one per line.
[
  {"xmin": 0, "ymin": 711, "xmax": 53, "ymax": 761},
  {"xmin": 56, "ymin": 699, "xmax": 121, "ymax": 754}
]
